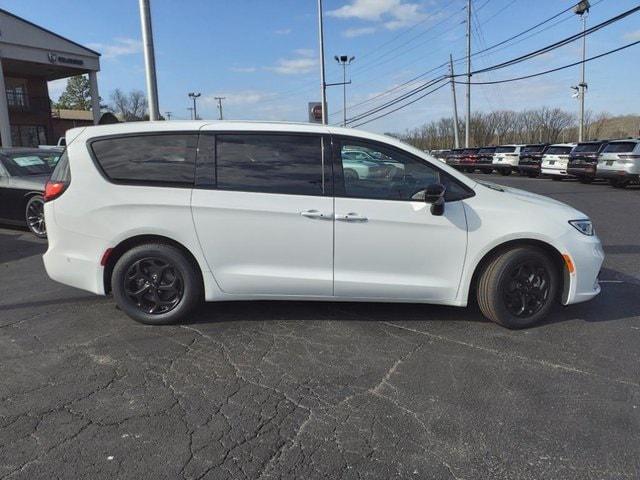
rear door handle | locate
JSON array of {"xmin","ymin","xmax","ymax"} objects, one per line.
[
  {"xmin": 300, "ymin": 209, "xmax": 333, "ymax": 220},
  {"xmin": 336, "ymin": 212, "xmax": 368, "ymax": 222}
]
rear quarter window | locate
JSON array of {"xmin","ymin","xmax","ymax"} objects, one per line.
[{"xmin": 90, "ymin": 134, "xmax": 198, "ymax": 185}]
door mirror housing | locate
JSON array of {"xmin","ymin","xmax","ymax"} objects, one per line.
[{"xmin": 424, "ymin": 183, "xmax": 446, "ymax": 216}]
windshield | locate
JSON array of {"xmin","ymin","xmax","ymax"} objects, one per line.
[
  {"xmin": 603, "ymin": 142, "xmax": 637, "ymax": 153},
  {"xmin": 573, "ymin": 143, "xmax": 602, "ymax": 153},
  {"xmin": 478, "ymin": 148, "xmax": 495, "ymax": 154},
  {"xmin": 495, "ymin": 146, "xmax": 516, "ymax": 153},
  {"xmin": 1, "ymin": 152, "xmax": 61, "ymax": 176},
  {"xmin": 545, "ymin": 146, "xmax": 573, "ymax": 155},
  {"xmin": 522, "ymin": 145, "xmax": 546, "ymax": 154}
]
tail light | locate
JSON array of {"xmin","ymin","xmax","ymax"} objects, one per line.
[
  {"xmin": 619, "ymin": 154, "xmax": 640, "ymax": 161},
  {"xmin": 44, "ymin": 181, "xmax": 68, "ymax": 202}
]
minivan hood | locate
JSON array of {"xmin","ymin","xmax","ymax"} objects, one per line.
[{"xmin": 476, "ymin": 180, "xmax": 586, "ymax": 218}]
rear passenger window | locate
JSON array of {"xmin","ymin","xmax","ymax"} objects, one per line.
[
  {"xmin": 91, "ymin": 134, "xmax": 198, "ymax": 185},
  {"xmin": 216, "ymin": 134, "xmax": 324, "ymax": 196}
]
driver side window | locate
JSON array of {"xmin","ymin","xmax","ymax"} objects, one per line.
[{"xmin": 338, "ymin": 140, "xmax": 440, "ymax": 201}]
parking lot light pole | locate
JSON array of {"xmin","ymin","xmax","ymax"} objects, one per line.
[
  {"xmin": 317, "ymin": 0, "xmax": 328, "ymax": 125},
  {"xmin": 334, "ymin": 55, "xmax": 355, "ymax": 127},
  {"xmin": 138, "ymin": 0, "xmax": 160, "ymax": 121},
  {"xmin": 188, "ymin": 92, "xmax": 201, "ymax": 120},
  {"xmin": 575, "ymin": 0, "xmax": 590, "ymax": 142}
]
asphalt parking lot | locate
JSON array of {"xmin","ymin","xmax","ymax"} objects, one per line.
[{"xmin": 1, "ymin": 175, "xmax": 639, "ymax": 480}]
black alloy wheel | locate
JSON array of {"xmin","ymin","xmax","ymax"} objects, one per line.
[
  {"xmin": 124, "ymin": 257, "xmax": 184, "ymax": 315},
  {"xmin": 25, "ymin": 195, "xmax": 47, "ymax": 238},
  {"xmin": 502, "ymin": 261, "xmax": 551, "ymax": 318}
]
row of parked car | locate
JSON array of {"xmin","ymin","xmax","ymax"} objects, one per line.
[{"xmin": 432, "ymin": 137, "xmax": 640, "ymax": 187}]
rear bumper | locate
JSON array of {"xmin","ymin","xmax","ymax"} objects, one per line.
[
  {"xmin": 541, "ymin": 167, "xmax": 570, "ymax": 176},
  {"xmin": 567, "ymin": 165, "xmax": 597, "ymax": 178},
  {"xmin": 518, "ymin": 164, "xmax": 540, "ymax": 173},
  {"xmin": 43, "ymin": 204, "xmax": 106, "ymax": 295},
  {"xmin": 595, "ymin": 169, "xmax": 639, "ymax": 181}
]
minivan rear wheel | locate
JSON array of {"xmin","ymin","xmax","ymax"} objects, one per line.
[
  {"xmin": 477, "ymin": 247, "xmax": 559, "ymax": 329},
  {"xmin": 111, "ymin": 243, "xmax": 202, "ymax": 325}
]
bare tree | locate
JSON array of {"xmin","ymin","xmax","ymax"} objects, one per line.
[{"xmin": 109, "ymin": 89, "xmax": 148, "ymax": 121}]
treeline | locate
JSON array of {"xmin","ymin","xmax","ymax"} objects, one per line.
[{"xmin": 397, "ymin": 107, "xmax": 639, "ymax": 150}]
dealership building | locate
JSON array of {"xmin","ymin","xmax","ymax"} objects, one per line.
[{"xmin": 0, "ymin": 9, "xmax": 102, "ymax": 147}]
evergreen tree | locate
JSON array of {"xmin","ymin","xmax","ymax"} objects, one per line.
[{"xmin": 53, "ymin": 75, "xmax": 94, "ymax": 110}]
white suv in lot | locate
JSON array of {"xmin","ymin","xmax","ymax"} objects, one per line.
[
  {"xmin": 43, "ymin": 121, "xmax": 604, "ymax": 329},
  {"xmin": 541, "ymin": 143, "xmax": 577, "ymax": 180},
  {"xmin": 492, "ymin": 145, "xmax": 525, "ymax": 176},
  {"xmin": 595, "ymin": 138, "xmax": 640, "ymax": 188}
]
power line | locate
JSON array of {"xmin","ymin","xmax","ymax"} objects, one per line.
[
  {"xmin": 351, "ymin": 81, "xmax": 450, "ymax": 128},
  {"xmin": 346, "ymin": 5, "xmax": 638, "ymax": 127},
  {"xmin": 452, "ymin": 39, "xmax": 640, "ymax": 85}
]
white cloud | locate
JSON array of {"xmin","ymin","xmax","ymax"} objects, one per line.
[
  {"xmin": 229, "ymin": 66, "xmax": 257, "ymax": 73},
  {"xmin": 87, "ymin": 37, "xmax": 142, "ymax": 59},
  {"xmin": 275, "ymin": 28, "xmax": 292, "ymax": 35},
  {"xmin": 267, "ymin": 50, "xmax": 317, "ymax": 75},
  {"xmin": 343, "ymin": 27, "xmax": 376, "ymax": 38},
  {"xmin": 328, "ymin": 0, "xmax": 426, "ymax": 29},
  {"xmin": 624, "ymin": 30, "xmax": 640, "ymax": 41}
]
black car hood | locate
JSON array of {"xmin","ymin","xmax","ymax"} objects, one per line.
[{"xmin": 9, "ymin": 174, "xmax": 49, "ymax": 192}]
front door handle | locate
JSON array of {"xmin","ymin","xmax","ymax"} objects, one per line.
[
  {"xmin": 336, "ymin": 212, "xmax": 368, "ymax": 222},
  {"xmin": 300, "ymin": 209, "xmax": 333, "ymax": 220}
]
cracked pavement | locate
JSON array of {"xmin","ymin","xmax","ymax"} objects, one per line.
[{"xmin": 1, "ymin": 176, "xmax": 639, "ymax": 479}]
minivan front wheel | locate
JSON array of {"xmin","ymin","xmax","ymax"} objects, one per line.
[
  {"xmin": 112, "ymin": 243, "xmax": 202, "ymax": 325},
  {"xmin": 477, "ymin": 247, "xmax": 559, "ymax": 329}
]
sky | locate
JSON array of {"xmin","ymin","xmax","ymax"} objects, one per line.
[{"xmin": 2, "ymin": 0, "xmax": 639, "ymax": 134}]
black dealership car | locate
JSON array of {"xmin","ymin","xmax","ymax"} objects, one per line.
[
  {"xmin": 517, "ymin": 143, "xmax": 549, "ymax": 177},
  {"xmin": 475, "ymin": 146, "xmax": 497, "ymax": 173},
  {"xmin": 566, "ymin": 140, "xmax": 608, "ymax": 183},
  {"xmin": 0, "ymin": 148, "xmax": 62, "ymax": 238}
]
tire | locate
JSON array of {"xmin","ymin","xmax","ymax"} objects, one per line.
[
  {"xmin": 527, "ymin": 173, "xmax": 538, "ymax": 178},
  {"xmin": 482, "ymin": 170, "xmax": 493, "ymax": 174},
  {"xmin": 476, "ymin": 247, "xmax": 560, "ymax": 329},
  {"xmin": 111, "ymin": 243, "xmax": 202, "ymax": 325},
  {"xmin": 499, "ymin": 169, "xmax": 512, "ymax": 176},
  {"xmin": 25, "ymin": 195, "xmax": 47, "ymax": 238},
  {"xmin": 579, "ymin": 177, "xmax": 593, "ymax": 184}
]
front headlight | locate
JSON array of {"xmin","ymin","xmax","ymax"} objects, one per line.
[{"xmin": 569, "ymin": 219, "xmax": 594, "ymax": 236}]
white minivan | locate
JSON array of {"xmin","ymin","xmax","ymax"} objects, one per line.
[{"xmin": 43, "ymin": 121, "xmax": 604, "ymax": 329}]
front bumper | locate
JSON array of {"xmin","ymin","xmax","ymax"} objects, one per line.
[{"xmin": 561, "ymin": 231, "xmax": 605, "ymax": 305}]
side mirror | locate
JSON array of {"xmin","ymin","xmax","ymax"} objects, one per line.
[{"xmin": 424, "ymin": 183, "xmax": 446, "ymax": 216}]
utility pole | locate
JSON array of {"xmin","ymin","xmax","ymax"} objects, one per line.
[
  {"xmin": 187, "ymin": 107, "xmax": 194, "ymax": 120},
  {"xmin": 334, "ymin": 55, "xmax": 355, "ymax": 127},
  {"xmin": 188, "ymin": 92, "xmax": 201, "ymax": 120},
  {"xmin": 449, "ymin": 54, "xmax": 460, "ymax": 149},
  {"xmin": 165, "ymin": 111, "xmax": 172, "ymax": 120},
  {"xmin": 214, "ymin": 96, "xmax": 226, "ymax": 120},
  {"xmin": 465, "ymin": 0, "xmax": 471, "ymax": 147},
  {"xmin": 574, "ymin": 0, "xmax": 590, "ymax": 142},
  {"xmin": 317, "ymin": 0, "xmax": 328, "ymax": 124},
  {"xmin": 138, "ymin": 0, "xmax": 160, "ymax": 120}
]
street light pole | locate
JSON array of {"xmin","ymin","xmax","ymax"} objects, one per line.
[
  {"xmin": 465, "ymin": 0, "xmax": 471, "ymax": 148},
  {"xmin": 317, "ymin": 0, "xmax": 328, "ymax": 124},
  {"xmin": 138, "ymin": 0, "xmax": 160, "ymax": 120},
  {"xmin": 449, "ymin": 53, "xmax": 460, "ymax": 149},
  {"xmin": 188, "ymin": 92, "xmax": 201, "ymax": 120},
  {"xmin": 334, "ymin": 55, "xmax": 355, "ymax": 127},
  {"xmin": 214, "ymin": 96, "xmax": 226, "ymax": 120}
]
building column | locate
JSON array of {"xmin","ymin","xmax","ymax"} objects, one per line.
[
  {"xmin": 88, "ymin": 71, "xmax": 100, "ymax": 125},
  {"xmin": 0, "ymin": 59, "xmax": 12, "ymax": 147}
]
